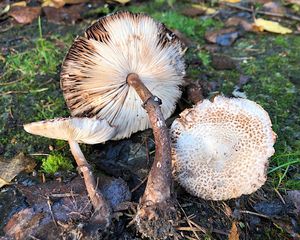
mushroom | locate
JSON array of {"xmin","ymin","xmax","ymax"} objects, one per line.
[
  {"xmin": 171, "ymin": 96, "xmax": 276, "ymax": 200},
  {"xmin": 60, "ymin": 11, "xmax": 185, "ymax": 238},
  {"xmin": 24, "ymin": 117, "xmax": 116, "ymax": 228}
]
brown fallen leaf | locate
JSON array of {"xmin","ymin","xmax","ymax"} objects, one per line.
[
  {"xmin": 4, "ymin": 176, "xmax": 131, "ymax": 239},
  {"xmin": 191, "ymin": 4, "xmax": 217, "ymax": 15},
  {"xmin": 221, "ymin": 0, "xmax": 241, "ymax": 3},
  {"xmin": 228, "ymin": 221, "xmax": 239, "ymax": 240},
  {"xmin": 172, "ymin": 29, "xmax": 194, "ymax": 47},
  {"xmin": 254, "ymin": 18, "xmax": 292, "ymax": 34},
  {"xmin": 181, "ymin": 7, "xmax": 205, "ymax": 17},
  {"xmin": 8, "ymin": 6, "xmax": 41, "ymax": 24},
  {"xmin": 42, "ymin": 0, "xmax": 88, "ymax": 8},
  {"xmin": 225, "ymin": 17, "xmax": 254, "ymax": 32},
  {"xmin": 186, "ymin": 83, "xmax": 204, "ymax": 104},
  {"xmin": 287, "ymin": 190, "xmax": 300, "ymax": 214},
  {"xmin": 286, "ymin": 0, "xmax": 300, "ymax": 6},
  {"xmin": 211, "ymin": 54, "xmax": 236, "ymax": 70},
  {"xmin": 205, "ymin": 27, "xmax": 240, "ymax": 46},
  {"xmin": 263, "ymin": 2, "xmax": 286, "ymax": 14},
  {"xmin": 0, "ymin": 153, "xmax": 36, "ymax": 188},
  {"xmin": 43, "ymin": 5, "xmax": 82, "ymax": 24}
]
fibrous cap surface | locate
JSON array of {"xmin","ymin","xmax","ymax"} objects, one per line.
[
  {"xmin": 61, "ymin": 11, "xmax": 185, "ymax": 140},
  {"xmin": 171, "ymin": 96, "xmax": 276, "ymax": 200},
  {"xmin": 24, "ymin": 117, "xmax": 116, "ymax": 144}
]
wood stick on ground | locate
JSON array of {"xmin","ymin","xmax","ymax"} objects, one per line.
[{"xmin": 224, "ymin": 2, "xmax": 300, "ymax": 21}]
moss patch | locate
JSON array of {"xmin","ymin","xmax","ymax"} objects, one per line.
[
  {"xmin": 41, "ymin": 154, "xmax": 74, "ymax": 174},
  {"xmin": 0, "ymin": 22, "xmax": 74, "ymax": 158}
]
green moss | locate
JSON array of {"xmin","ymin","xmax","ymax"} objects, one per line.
[
  {"xmin": 83, "ymin": 4, "xmax": 111, "ymax": 18},
  {"xmin": 41, "ymin": 154, "xmax": 74, "ymax": 174},
  {"xmin": 153, "ymin": 11, "xmax": 220, "ymax": 40},
  {"xmin": 274, "ymin": 35, "xmax": 289, "ymax": 48},
  {"xmin": 231, "ymin": 35, "xmax": 300, "ymax": 189},
  {"xmin": 127, "ymin": 4, "xmax": 221, "ymax": 41},
  {"xmin": 197, "ymin": 51, "xmax": 211, "ymax": 67},
  {"xmin": 0, "ymin": 25, "xmax": 73, "ymax": 158}
]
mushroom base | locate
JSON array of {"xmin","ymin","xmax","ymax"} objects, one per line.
[
  {"xmin": 69, "ymin": 140, "xmax": 112, "ymax": 231},
  {"xmin": 127, "ymin": 73, "xmax": 178, "ymax": 238},
  {"xmin": 134, "ymin": 200, "xmax": 179, "ymax": 240}
]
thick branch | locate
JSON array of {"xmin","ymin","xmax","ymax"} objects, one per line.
[
  {"xmin": 127, "ymin": 73, "xmax": 172, "ymax": 204},
  {"xmin": 68, "ymin": 140, "xmax": 111, "ymax": 224}
]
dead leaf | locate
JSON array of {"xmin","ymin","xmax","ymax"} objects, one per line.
[
  {"xmin": 192, "ymin": 4, "xmax": 217, "ymax": 15},
  {"xmin": 254, "ymin": 18, "xmax": 292, "ymax": 34},
  {"xmin": 228, "ymin": 221, "xmax": 239, "ymax": 240},
  {"xmin": 8, "ymin": 6, "xmax": 41, "ymax": 24},
  {"xmin": 181, "ymin": 7, "xmax": 205, "ymax": 17},
  {"xmin": 43, "ymin": 5, "xmax": 82, "ymax": 24},
  {"xmin": 42, "ymin": 0, "xmax": 87, "ymax": 8},
  {"xmin": 107, "ymin": 0, "xmax": 130, "ymax": 4},
  {"xmin": 263, "ymin": 2, "xmax": 286, "ymax": 14},
  {"xmin": 286, "ymin": 0, "xmax": 300, "ymax": 6},
  {"xmin": 221, "ymin": 0, "xmax": 241, "ymax": 3},
  {"xmin": 186, "ymin": 83, "xmax": 204, "ymax": 104},
  {"xmin": 225, "ymin": 17, "xmax": 254, "ymax": 32},
  {"xmin": 0, "ymin": 153, "xmax": 36, "ymax": 188},
  {"xmin": 205, "ymin": 27, "xmax": 240, "ymax": 46},
  {"xmin": 212, "ymin": 54, "xmax": 236, "ymax": 70},
  {"xmin": 11, "ymin": 1, "xmax": 27, "ymax": 7},
  {"xmin": 172, "ymin": 29, "xmax": 194, "ymax": 47},
  {"xmin": 287, "ymin": 190, "xmax": 300, "ymax": 214}
]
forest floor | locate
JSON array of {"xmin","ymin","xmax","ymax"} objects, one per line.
[{"xmin": 0, "ymin": 0, "xmax": 299, "ymax": 239}]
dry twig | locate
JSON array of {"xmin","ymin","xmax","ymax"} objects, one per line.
[{"xmin": 224, "ymin": 2, "xmax": 300, "ymax": 21}]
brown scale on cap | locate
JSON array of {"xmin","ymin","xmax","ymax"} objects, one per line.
[
  {"xmin": 171, "ymin": 96, "xmax": 276, "ymax": 200},
  {"xmin": 61, "ymin": 11, "xmax": 185, "ymax": 140}
]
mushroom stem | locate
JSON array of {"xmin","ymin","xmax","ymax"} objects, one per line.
[
  {"xmin": 68, "ymin": 139, "xmax": 111, "ymax": 227},
  {"xmin": 126, "ymin": 73, "xmax": 172, "ymax": 205}
]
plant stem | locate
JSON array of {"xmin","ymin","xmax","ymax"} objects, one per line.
[
  {"xmin": 127, "ymin": 73, "xmax": 172, "ymax": 205},
  {"xmin": 68, "ymin": 140, "xmax": 111, "ymax": 227}
]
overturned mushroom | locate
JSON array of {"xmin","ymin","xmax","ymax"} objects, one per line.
[
  {"xmin": 60, "ymin": 11, "xmax": 185, "ymax": 238},
  {"xmin": 24, "ymin": 117, "xmax": 116, "ymax": 228},
  {"xmin": 171, "ymin": 96, "xmax": 276, "ymax": 200}
]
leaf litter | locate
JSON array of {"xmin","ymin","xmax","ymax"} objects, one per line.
[{"xmin": 0, "ymin": 0, "xmax": 300, "ymax": 239}]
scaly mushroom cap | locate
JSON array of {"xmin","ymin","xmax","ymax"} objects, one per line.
[
  {"xmin": 24, "ymin": 117, "xmax": 116, "ymax": 144},
  {"xmin": 171, "ymin": 96, "xmax": 276, "ymax": 200},
  {"xmin": 61, "ymin": 11, "xmax": 185, "ymax": 140}
]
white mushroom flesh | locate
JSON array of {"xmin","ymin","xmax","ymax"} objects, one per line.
[
  {"xmin": 171, "ymin": 96, "xmax": 276, "ymax": 200},
  {"xmin": 24, "ymin": 117, "xmax": 116, "ymax": 144}
]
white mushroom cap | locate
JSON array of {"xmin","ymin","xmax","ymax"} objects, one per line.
[
  {"xmin": 61, "ymin": 11, "xmax": 185, "ymax": 140},
  {"xmin": 24, "ymin": 117, "xmax": 116, "ymax": 144},
  {"xmin": 171, "ymin": 96, "xmax": 276, "ymax": 200}
]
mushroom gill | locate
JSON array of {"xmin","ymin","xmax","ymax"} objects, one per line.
[{"xmin": 61, "ymin": 11, "xmax": 185, "ymax": 140}]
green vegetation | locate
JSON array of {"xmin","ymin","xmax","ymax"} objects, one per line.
[
  {"xmin": 0, "ymin": 1, "xmax": 298, "ymax": 193},
  {"xmin": 218, "ymin": 35, "xmax": 300, "ymax": 191},
  {"xmin": 0, "ymin": 19, "xmax": 74, "ymax": 158},
  {"xmin": 41, "ymin": 154, "xmax": 74, "ymax": 174}
]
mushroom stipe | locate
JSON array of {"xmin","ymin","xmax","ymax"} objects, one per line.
[
  {"xmin": 24, "ymin": 117, "xmax": 116, "ymax": 230},
  {"xmin": 127, "ymin": 73, "xmax": 177, "ymax": 238},
  {"xmin": 60, "ymin": 11, "xmax": 185, "ymax": 238}
]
